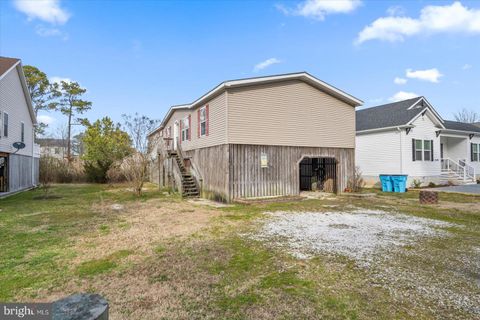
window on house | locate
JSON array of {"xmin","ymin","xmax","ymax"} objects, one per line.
[
  {"xmin": 415, "ymin": 139, "xmax": 423, "ymax": 161},
  {"xmin": 181, "ymin": 117, "xmax": 189, "ymax": 142},
  {"xmin": 424, "ymin": 140, "xmax": 432, "ymax": 161},
  {"xmin": 472, "ymin": 143, "xmax": 479, "ymax": 162},
  {"xmin": 3, "ymin": 113, "xmax": 8, "ymax": 137},
  {"xmin": 21, "ymin": 122, "xmax": 25, "ymax": 143},
  {"xmin": 199, "ymin": 107, "xmax": 206, "ymax": 136},
  {"xmin": 55, "ymin": 147, "xmax": 60, "ymax": 154}
]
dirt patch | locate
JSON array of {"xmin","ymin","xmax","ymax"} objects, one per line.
[{"xmin": 72, "ymin": 198, "xmax": 222, "ymax": 264}]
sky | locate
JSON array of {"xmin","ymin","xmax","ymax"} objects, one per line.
[{"xmin": 1, "ymin": 0, "xmax": 479, "ymax": 136}]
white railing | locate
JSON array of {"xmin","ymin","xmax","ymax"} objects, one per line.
[{"xmin": 441, "ymin": 158, "xmax": 475, "ymax": 182}]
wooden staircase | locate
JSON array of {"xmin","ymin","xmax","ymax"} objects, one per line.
[{"xmin": 170, "ymin": 151, "xmax": 200, "ymax": 198}]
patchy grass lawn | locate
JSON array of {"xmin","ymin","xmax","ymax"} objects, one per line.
[{"xmin": 1, "ymin": 184, "xmax": 479, "ymax": 319}]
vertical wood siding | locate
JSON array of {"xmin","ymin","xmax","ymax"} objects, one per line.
[
  {"xmin": 8, "ymin": 154, "xmax": 35, "ymax": 192},
  {"xmin": 184, "ymin": 144, "xmax": 229, "ymax": 199},
  {"xmin": 228, "ymin": 144, "xmax": 354, "ymax": 200}
]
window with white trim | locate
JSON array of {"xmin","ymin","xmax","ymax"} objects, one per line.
[
  {"xmin": 472, "ymin": 143, "xmax": 479, "ymax": 162},
  {"xmin": 3, "ymin": 112, "xmax": 8, "ymax": 137},
  {"xmin": 413, "ymin": 139, "xmax": 433, "ymax": 161},
  {"xmin": 415, "ymin": 139, "xmax": 423, "ymax": 161},
  {"xmin": 181, "ymin": 117, "xmax": 189, "ymax": 142},
  {"xmin": 423, "ymin": 140, "xmax": 432, "ymax": 161},
  {"xmin": 21, "ymin": 122, "xmax": 25, "ymax": 143},
  {"xmin": 199, "ymin": 107, "xmax": 206, "ymax": 136}
]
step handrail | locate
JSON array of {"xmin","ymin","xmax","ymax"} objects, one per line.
[{"xmin": 441, "ymin": 158, "xmax": 475, "ymax": 181}]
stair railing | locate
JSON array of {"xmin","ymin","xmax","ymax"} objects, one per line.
[{"xmin": 441, "ymin": 158, "xmax": 475, "ymax": 182}]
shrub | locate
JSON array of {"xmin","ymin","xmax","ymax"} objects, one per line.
[
  {"xmin": 411, "ymin": 179, "xmax": 422, "ymax": 188},
  {"xmin": 428, "ymin": 182, "xmax": 437, "ymax": 188},
  {"xmin": 39, "ymin": 156, "xmax": 86, "ymax": 186},
  {"xmin": 347, "ymin": 166, "xmax": 365, "ymax": 193}
]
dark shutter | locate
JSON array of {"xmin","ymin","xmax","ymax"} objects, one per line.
[
  {"xmin": 412, "ymin": 139, "xmax": 416, "ymax": 161},
  {"xmin": 472, "ymin": 143, "xmax": 475, "ymax": 162},
  {"xmin": 431, "ymin": 140, "xmax": 434, "ymax": 161}
]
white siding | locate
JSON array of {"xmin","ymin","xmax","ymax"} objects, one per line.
[
  {"xmin": 467, "ymin": 136, "xmax": 480, "ymax": 178},
  {"xmin": 355, "ymin": 130, "xmax": 402, "ymax": 177},
  {"xmin": 401, "ymin": 114, "xmax": 441, "ymax": 178},
  {"xmin": 0, "ymin": 66, "xmax": 34, "ymax": 157}
]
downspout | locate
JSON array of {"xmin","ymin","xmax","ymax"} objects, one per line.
[
  {"xmin": 397, "ymin": 127, "xmax": 403, "ymax": 174},
  {"xmin": 31, "ymin": 124, "xmax": 35, "ymax": 186}
]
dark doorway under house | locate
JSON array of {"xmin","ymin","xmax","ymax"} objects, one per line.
[
  {"xmin": 299, "ymin": 157, "xmax": 337, "ymax": 193},
  {"xmin": 0, "ymin": 154, "xmax": 9, "ymax": 193}
]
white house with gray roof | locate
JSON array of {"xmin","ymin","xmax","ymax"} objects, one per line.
[{"xmin": 356, "ymin": 96, "xmax": 480, "ymax": 187}]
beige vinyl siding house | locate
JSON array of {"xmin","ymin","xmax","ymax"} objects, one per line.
[
  {"xmin": 0, "ymin": 56, "xmax": 39, "ymax": 194},
  {"xmin": 149, "ymin": 72, "xmax": 362, "ymax": 201}
]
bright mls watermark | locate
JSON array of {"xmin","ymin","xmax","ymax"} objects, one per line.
[{"xmin": 0, "ymin": 304, "xmax": 51, "ymax": 320}]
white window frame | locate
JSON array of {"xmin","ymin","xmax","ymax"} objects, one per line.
[
  {"xmin": 3, "ymin": 112, "xmax": 8, "ymax": 138},
  {"xmin": 473, "ymin": 143, "xmax": 479, "ymax": 162},
  {"xmin": 181, "ymin": 117, "xmax": 189, "ymax": 142},
  {"xmin": 414, "ymin": 139, "xmax": 423, "ymax": 161},
  {"xmin": 21, "ymin": 122, "xmax": 25, "ymax": 143},
  {"xmin": 199, "ymin": 106, "xmax": 207, "ymax": 136},
  {"xmin": 423, "ymin": 140, "xmax": 432, "ymax": 161},
  {"xmin": 2, "ymin": 111, "xmax": 10, "ymax": 138}
]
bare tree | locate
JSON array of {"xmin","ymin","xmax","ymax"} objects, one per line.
[
  {"xmin": 39, "ymin": 156, "xmax": 56, "ymax": 198},
  {"xmin": 121, "ymin": 113, "xmax": 160, "ymax": 195},
  {"xmin": 454, "ymin": 108, "xmax": 479, "ymax": 123}
]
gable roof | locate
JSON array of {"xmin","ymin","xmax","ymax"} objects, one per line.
[
  {"xmin": 0, "ymin": 56, "xmax": 36, "ymax": 124},
  {"xmin": 150, "ymin": 72, "xmax": 363, "ymax": 136},
  {"xmin": 0, "ymin": 57, "xmax": 20, "ymax": 76},
  {"xmin": 356, "ymin": 97, "xmax": 426, "ymax": 132},
  {"xmin": 357, "ymin": 96, "xmax": 480, "ymax": 135}
]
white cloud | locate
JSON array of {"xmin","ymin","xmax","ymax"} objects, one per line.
[
  {"xmin": 253, "ymin": 58, "xmax": 282, "ymax": 72},
  {"xmin": 386, "ymin": 5, "xmax": 405, "ymax": 17},
  {"xmin": 34, "ymin": 25, "xmax": 68, "ymax": 40},
  {"xmin": 356, "ymin": 2, "xmax": 480, "ymax": 44},
  {"xmin": 406, "ymin": 68, "xmax": 443, "ymax": 83},
  {"xmin": 277, "ymin": 0, "xmax": 361, "ymax": 20},
  {"xmin": 50, "ymin": 76, "xmax": 72, "ymax": 84},
  {"xmin": 394, "ymin": 77, "xmax": 407, "ymax": 85},
  {"xmin": 462, "ymin": 63, "xmax": 472, "ymax": 70},
  {"xmin": 37, "ymin": 114, "xmax": 56, "ymax": 125},
  {"xmin": 389, "ymin": 91, "xmax": 419, "ymax": 102},
  {"xmin": 14, "ymin": 0, "xmax": 70, "ymax": 25}
]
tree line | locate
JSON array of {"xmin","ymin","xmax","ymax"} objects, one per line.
[{"xmin": 25, "ymin": 65, "xmax": 159, "ymax": 196}]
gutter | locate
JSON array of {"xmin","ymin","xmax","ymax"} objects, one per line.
[{"xmin": 356, "ymin": 125, "xmax": 414, "ymax": 135}]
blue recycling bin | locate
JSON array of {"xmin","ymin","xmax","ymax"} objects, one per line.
[
  {"xmin": 391, "ymin": 175, "xmax": 408, "ymax": 193},
  {"xmin": 379, "ymin": 175, "xmax": 393, "ymax": 192}
]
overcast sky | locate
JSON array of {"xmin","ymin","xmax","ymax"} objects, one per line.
[{"xmin": 1, "ymin": 0, "xmax": 479, "ymax": 136}]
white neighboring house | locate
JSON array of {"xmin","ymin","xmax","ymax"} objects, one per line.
[
  {"xmin": 0, "ymin": 56, "xmax": 40, "ymax": 194},
  {"xmin": 356, "ymin": 97, "xmax": 480, "ymax": 187},
  {"xmin": 37, "ymin": 138, "xmax": 67, "ymax": 160}
]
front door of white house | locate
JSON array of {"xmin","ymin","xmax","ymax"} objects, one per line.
[{"xmin": 173, "ymin": 121, "xmax": 179, "ymax": 150}]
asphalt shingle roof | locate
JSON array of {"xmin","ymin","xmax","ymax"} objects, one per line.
[
  {"xmin": 356, "ymin": 97, "xmax": 423, "ymax": 131},
  {"xmin": 443, "ymin": 120, "xmax": 480, "ymax": 133},
  {"xmin": 0, "ymin": 56, "xmax": 20, "ymax": 76}
]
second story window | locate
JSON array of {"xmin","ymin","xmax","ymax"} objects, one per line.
[
  {"xmin": 181, "ymin": 116, "xmax": 191, "ymax": 142},
  {"xmin": 199, "ymin": 107, "xmax": 207, "ymax": 136},
  {"xmin": 21, "ymin": 122, "xmax": 25, "ymax": 143},
  {"xmin": 3, "ymin": 113, "xmax": 8, "ymax": 138}
]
